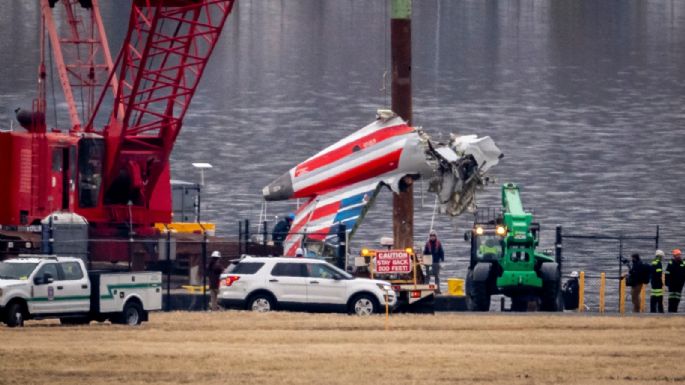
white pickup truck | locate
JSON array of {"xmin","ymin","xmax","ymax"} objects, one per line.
[{"xmin": 0, "ymin": 255, "xmax": 162, "ymax": 327}]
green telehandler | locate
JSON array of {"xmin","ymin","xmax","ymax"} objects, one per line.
[{"xmin": 465, "ymin": 183, "xmax": 563, "ymax": 311}]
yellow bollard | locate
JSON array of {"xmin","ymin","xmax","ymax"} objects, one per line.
[
  {"xmin": 578, "ymin": 271, "xmax": 585, "ymax": 312},
  {"xmin": 599, "ymin": 272, "xmax": 606, "ymax": 314},
  {"xmin": 412, "ymin": 253, "xmax": 417, "ymax": 289},
  {"xmin": 619, "ymin": 275, "xmax": 626, "ymax": 315},
  {"xmin": 640, "ymin": 284, "xmax": 646, "ymax": 313},
  {"xmin": 385, "ymin": 289, "xmax": 389, "ymax": 331}
]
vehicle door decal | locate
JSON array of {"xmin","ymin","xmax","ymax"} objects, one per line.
[{"xmin": 100, "ymin": 283, "xmax": 161, "ymax": 300}]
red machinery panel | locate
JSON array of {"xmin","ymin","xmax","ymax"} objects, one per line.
[
  {"xmin": 0, "ymin": 131, "xmax": 79, "ymax": 226},
  {"xmin": 2, "ymin": 1, "xmax": 235, "ymax": 264}
]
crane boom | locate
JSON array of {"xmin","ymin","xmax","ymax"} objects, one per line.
[
  {"xmin": 40, "ymin": 0, "xmax": 116, "ymax": 132},
  {"xmin": 501, "ymin": 183, "xmax": 533, "ymax": 243},
  {"xmin": 87, "ymin": 0, "xmax": 235, "ymax": 214},
  {"xmin": 1, "ymin": 0, "xmax": 237, "ymax": 264}
]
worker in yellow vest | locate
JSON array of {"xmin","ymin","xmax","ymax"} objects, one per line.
[{"xmin": 649, "ymin": 250, "xmax": 664, "ymax": 313}]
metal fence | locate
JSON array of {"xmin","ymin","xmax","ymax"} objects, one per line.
[
  {"xmin": 0, "ymin": 222, "xmax": 675, "ymax": 313},
  {"xmin": 558, "ymin": 225, "xmax": 660, "ymax": 313},
  {"xmin": 0, "ymin": 230, "xmax": 279, "ymax": 311}
]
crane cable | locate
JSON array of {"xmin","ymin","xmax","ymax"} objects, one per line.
[
  {"xmin": 381, "ymin": 0, "xmax": 389, "ymax": 107},
  {"xmin": 77, "ymin": 7, "xmax": 86, "ymax": 129},
  {"xmin": 47, "ymin": 27, "xmax": 58, "ymax": 128},
  {"xmin": 429, "ymin": 195, "xmax": 438, "ymax": 234}
]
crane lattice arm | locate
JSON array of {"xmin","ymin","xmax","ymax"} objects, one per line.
[
  {"xmin": 40, "ymin": 0, "xmax": 116, "ymax": 132},
  {"xmin": 88, "ymin": 0, "xmax": 235, "ymax": 208}
]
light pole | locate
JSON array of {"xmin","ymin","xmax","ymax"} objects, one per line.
[
  {"xmin": 191, "ymin": 162, "xmax": 213, "ymax": 186},
  {"xmin": 192, "ymin": 162, "xmax": 212, "ymax": 222}
]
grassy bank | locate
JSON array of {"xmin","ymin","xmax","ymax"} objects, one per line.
[{"xmin": 1, "ymin": 312, "xmax": 683, "ymax": 384}]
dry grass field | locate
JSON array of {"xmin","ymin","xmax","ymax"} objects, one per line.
[{"xmin": 1, "ymin": 312, "xmax": 684, "ymax": 385}]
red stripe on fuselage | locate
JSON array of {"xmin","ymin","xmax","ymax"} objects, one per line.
[
  {"xmin": 288, "ymin": 199, "xmax": 315, "ymax": 236},
  {"xmin": 309, "ymin": 201, "xmax": 340, "ymax": 222},
  {"xmin": 294, "ymin": 124, "xmax": 413, "ymax": 178},
  {"xmin": 284, "ymin": 242, "xmax": 299, "ymax": 257},
  {"xmin": 294, "ymin": 148, "xmax": 403, "ymax": 198},
  {"xmin": 307, "ymin": 232, "xmax": 328, "ymax": 241}
]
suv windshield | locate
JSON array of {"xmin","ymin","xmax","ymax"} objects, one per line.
[{"xmin": 0, "ymin": 262, "xmax": 38, "ymax": 280}]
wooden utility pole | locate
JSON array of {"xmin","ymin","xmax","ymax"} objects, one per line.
[{"xmin": 391, "ymin": 0, "xmax": 413, "ymax": 249}]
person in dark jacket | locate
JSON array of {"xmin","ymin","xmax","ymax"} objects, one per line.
[
  {"xmin": 423, "ymin": 229, "xmax": 445, "ymax": 293},
  {"xmin": 563, "ymin": 271, "xmax": 580, "ymax": 310},
  {"xmin": 649, "ymin": 250, "xmax": 664, "ymax": 313},
  {"xmin": 272, "ymin": 213, "xmax": 294, "ymax": 249},
  {"xmin": 208, "ymin": 251, "xmax": 224, "ymax": 311},
  {"xmin": 628, "ymin": 253, "xmax": 647, "ymax": 313},
  {"xmin": 666, "ymin": 249, "xmax": 685, "ymax": 313}
]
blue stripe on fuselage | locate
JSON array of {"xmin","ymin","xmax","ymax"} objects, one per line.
[
  {"xmin": 332, "ymin": 189, "xmax": 373, "ymax": 229},
  {"xmin": 334, "ymin": 206, "xmax": 363, "ymax": 223},
  {"xmin": 340, "ymin": 191, "xmax": 372, "ymax": 207}
]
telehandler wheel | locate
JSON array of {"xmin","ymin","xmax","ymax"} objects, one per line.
[
  {"xmin": 466, "ymin": 275, "xmax": 491, "ymax": 311},
  {"xmin": 541, "ymin": 280, "xmax": 563, "ymax": 312},
  {"xmin": 472, "ymin": 282, "xmax": 491, "ymax": 311}
]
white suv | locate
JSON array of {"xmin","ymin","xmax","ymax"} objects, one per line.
[{"xmin": 219, "ymin": 256, "xmax": 397, "ymax": 315}]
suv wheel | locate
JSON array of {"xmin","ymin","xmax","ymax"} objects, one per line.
[
  {"xmin": 5, "ymin": 302, "xmax": 26, "ymax": 327},
  {"xmin": 350, "ymin": 294, "xmax": 379, "ymax": 316},
  {"xmin": 248, "ymin": 293, "xmax": 276, "ymax": 312}
]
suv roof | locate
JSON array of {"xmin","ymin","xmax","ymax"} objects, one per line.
[
  {"xmin": 12, "ymin": 255, "xmax": 83, "ymax": 263},
  {"xmin": 240, "ymin": 256, "xmax": 326, "ymax": 264}
]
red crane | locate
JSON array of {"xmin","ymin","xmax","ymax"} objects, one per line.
[{"xmin": 0, "ymin": 0, "xmax": 235, "ymax": 261}]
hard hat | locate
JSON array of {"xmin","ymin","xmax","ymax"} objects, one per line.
[
  {"xmin": 211, "ymin": 250, "xmax": 221, "ymax": 258},
  {"xmin": 429, "ymin": 229, "xmax": 437, "ymax": 237},
  {"xmin": 287, "ymin": 213, "xmax": 295, "ymax": 221},
  {"xmin": 673, "ymin": 249, "xmax": 682, "ymax": 256},
  {"xmin": 655, "ymin": 249, "xmax": 665, "ymax": 258},
  {"xmin": 295, "ymin": 248, "xmax": 304, "ymax": 256},
  {"xmin": 570, "ymin": 271, "xmax": 579, "ymax": 278}
]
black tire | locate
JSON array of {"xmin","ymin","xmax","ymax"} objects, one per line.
[
  {"xmin": 541, "ymin": 280, "xmax": 563, "ymax": 312},
  {"xmin": 348, "ymin": 293, "xmax": 380, "ymax": 316},
  {"xmin": 5, "ymin": 302, "xmax": 26, "ymax": 328},
  {"xmin": 465, "ymin": 270, "xmax": 476, "ymax": 310},
  {"xmin": 471, "ymin": 281, "xmax": 491, "ymax": 311},
  {"xmin": 60, "ymin": 316, "xmax": 91, "ymax": 326},
  {"xmin": 466, "ymin": 271, "xmax": 491, "ymax": 311},
  {"xmin": 117, "ymin": 301, "xmax": 144, "ymax": 325},
  {"xmin": 247, "ymin": 293, "xmax": 277, "ymax": 312}
]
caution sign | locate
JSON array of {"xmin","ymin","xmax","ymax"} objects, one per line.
[{"xmin": 375, "ymin": 250, "xmax": 412, "ymax": 274}]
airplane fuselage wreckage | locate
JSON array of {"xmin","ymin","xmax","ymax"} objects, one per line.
[{"xmin": 263, "ymin": 110, "xmax": 503, "ymax": 256}]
